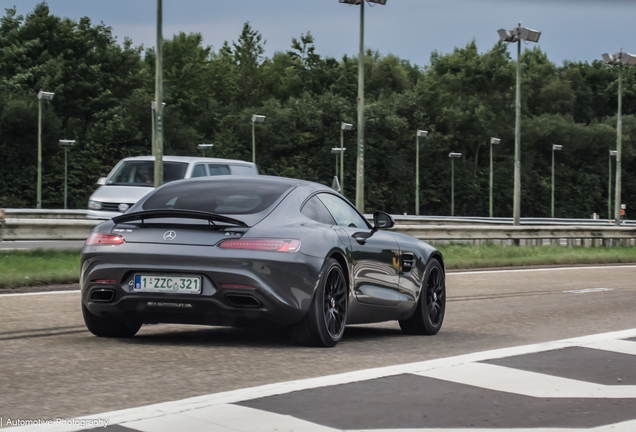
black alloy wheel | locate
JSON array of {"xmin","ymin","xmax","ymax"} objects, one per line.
[
  {"xmin": 288, "ymin": 258, "xmax": 348, "ymax": 347},
  {"xmin": 399, "ymin": 258, "xmax": 445, "ymax": 335}
]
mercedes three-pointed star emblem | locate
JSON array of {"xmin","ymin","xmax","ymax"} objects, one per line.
[{"xmin": 163, "ymin": 230, "xmax": 177, "ymax": 241}]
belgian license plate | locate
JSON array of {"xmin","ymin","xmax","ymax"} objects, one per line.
[{"xmin": 134, "ymin": 275, "xmax": 201, "ymax": 294}]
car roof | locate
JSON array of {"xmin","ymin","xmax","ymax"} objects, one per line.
[{"xmin": 119, "ymin": 155, "xmax": 255, "ymax": 166}]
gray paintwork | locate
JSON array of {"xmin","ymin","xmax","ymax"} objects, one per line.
[{"xmin": 81, "ymin": 176, "xmax": 443, "ymax": 327}]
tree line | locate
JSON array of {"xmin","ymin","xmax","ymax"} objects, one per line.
[{"xmin": 1, "ymin": 3, "xmax": 635, "ymax": 218}]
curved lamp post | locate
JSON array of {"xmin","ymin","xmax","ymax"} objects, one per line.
[
  {"xmin": 37, "ymin": 90, "xmax": 55, "ymax": 209},
  {"xmin": 489, "ymin": 137, "xmax": 501, "ymax": 218},
  {"xmin": 498, "ymin": 24, "xmax": 541, "ymax": 225},
  {"xmin": 415, "ymin": 130, "xmax": 428, "ymax": 216},
  {"xmin": 551, "ymin": 144, "xmax": 562, "ymax": 218}
]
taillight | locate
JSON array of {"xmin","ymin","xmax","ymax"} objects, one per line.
[
  {"xmin": 86, "ymin": 233, "xmax": 125, "ymax": 246},
  {"xmin": 218, "ymin": 239, "xmax": 301, "ymax": 252}
]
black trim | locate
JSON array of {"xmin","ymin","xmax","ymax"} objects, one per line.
[{"xmin": 112, "ymin": 209, "xmax": 249, "ymax": 227}]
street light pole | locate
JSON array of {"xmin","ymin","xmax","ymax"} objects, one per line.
[
  {"xmin": 498, "ymin": 24, "xmax": 541, "ymax": 225},
  {"xmin": 154, "ymin": 0, "xmax": 164, "ymax": 188},
  {"xmin": 36, "ymin": 90, "xmax": 54, "ymax": 209},
  {"xmin": 340, "ymin": 123, "xmax": 353, "ymax": 194},
  {"xmin": 198, "ymin": 143, "xmax": 214, "ymax": 157},
  {"xmin": 415, "ymin": 130, "xmax": 428, "ymax": 216},
  {"xmin": 551, "ymin": 144, "xmax": 562, "ymax": 218},
  {"xmin": 602, "ymin": 48, "xmax": 636, "ymax": 224},
  {"xmin": 609, "ymin": 150, "xmax": 617, "ymax": 219},
  {"xmin": 449, "ymin": 152, "xmax": 462, "ymax": 216},
  {"xmin": 489, "ymin": 137, "xmax": 501, "ymax": 218},
  {"xmin": 59, "ymin": 140, "xmax": 75, "ymax": 209},
  {"xmin": 251, "ymin": 115, "xmax": 266, "ymax": 164},
  {"xmin": 339, "ymin": 0, "xmax": 387, "ymax": 212}
]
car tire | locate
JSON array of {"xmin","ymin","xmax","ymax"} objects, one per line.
[
  {"xmin": 288, "ymin": 258, "xmax": 348, "ymax": 347},
  {"xmin": 82, "ymin": 303, "xmax": 141, "ymax": 338},
  {"xmin": 399, "ymin": 258, "xmax": 445, "ymax": 336}
]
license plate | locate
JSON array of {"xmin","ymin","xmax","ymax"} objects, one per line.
[{"xmin": 134, "ymin": 275, "xmax": 201, "ymax": 294}]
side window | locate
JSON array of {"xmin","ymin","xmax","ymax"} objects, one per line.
[
  {"xmin": 208, "ymin": 164, "xmax": 231, "ymax": 176},
  {"xmin": 230, "ymin": 165, "xmax": 257, "ymax": 176},
  {"xmin": 191, "ymin": 164, "xmax": 207, "ymax": 178},
  {"xmin": 301, "ymin": 196, "xmax": 337, "ymax": 225},
  {"xmin": 317, "ymin": 193, "xmax": 369, "ymax": 229}
]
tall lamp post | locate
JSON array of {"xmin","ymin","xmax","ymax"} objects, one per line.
[
  {"xmin": 58, "ymin": 140, "xmax": 75, "ymax": 209},
  {"xmin": 602, "ymin": 49, "xmax": 636, "ymax": 224},
  {"xmin": 331, "ymin": 147, "xmax": 346, "ymax": 192},
  {"xmin": 37, "ymin": 90, "xmax": 55, "ymax": 209},
  {"xmin": 339, "ymin": 0, "xmax": 387, "ymax": 212},
  {"xmin": 415, "ymin": 130, "xmax": 428, "ymax": 215},
  {"xmin": 151, "ymin": 101, "xmax": 166, "ymax": 157},
  {"xmin": 609, "ymin": 150, "xmax": 617, "ymax": 219},
  {"xmin": 251, "ymin": 115, "xmax": 266, "ymax": 164},
  {"xmin": 340, "ymin": 122, "xmax": 354, "ymax": 194},
  {"xmin": 489, "ymin": 137, "xmax": 501, "ymax": 218},
  {"xmin": 551, "ymin": 144, "xmax": 562, "ymax": 218},
  {"xmin": 498, "ymin": 24, "xmax": 541, "ymax": 225},
  {"xmin": 154, "ymin": 0, "xmax": 164, "ymax": 188},
  {"xmin": 198, "ymin": 143, "xmax": 214, "ymax": 157},
  {"xmin": 449, "ymin": 152, "xmax": 462, "ymax": 216}
]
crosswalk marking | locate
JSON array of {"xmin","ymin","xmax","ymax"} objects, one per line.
[{"xmin": 415, "ymin": 362, "xmax": 636, "ymax": 398}]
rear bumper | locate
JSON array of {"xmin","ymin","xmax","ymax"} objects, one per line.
[{"xmin": 80, "ymin": 243, "xmax": 323, "ymax": 326}]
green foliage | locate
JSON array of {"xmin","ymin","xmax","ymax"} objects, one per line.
[
  {"xmin": 1, "ymin": 4, "xmax": 635, "ymax": 218},
  {"xmin": 0, "ymin": 248, "xmax": 81, "ymax": 288}
]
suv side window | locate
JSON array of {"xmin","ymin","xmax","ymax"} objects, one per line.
[
  {"xmin": 208, "ymin": 164, "xmax": 231, "ymax": 176},
  {"xmin": 301, "ymin": 196, "xmax": 337, "ymax": 225},
  {"xmin": 191, "ymin": 164, "xmax": 207, "ymax": 178},
  {"xmin": 317, "ymin": 193, "xmax": 369, "ymax": 229}
]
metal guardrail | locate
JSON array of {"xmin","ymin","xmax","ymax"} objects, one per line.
[{"xmin": 1, "ymin": 210, "xmax": 635, "ymax": 246}]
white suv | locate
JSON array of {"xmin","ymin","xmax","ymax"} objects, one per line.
[{"xmin": 87, "ymin": 156, "xmax": 258, "ymax": 219}]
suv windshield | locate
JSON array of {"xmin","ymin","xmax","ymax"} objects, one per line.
[
  {"xmin": 142, "ymin": 180, "xmax": 292, "ymax": 215},
  {"xmin": 107, "ymin": 161, "xmax": 188, "ymax": 187}
]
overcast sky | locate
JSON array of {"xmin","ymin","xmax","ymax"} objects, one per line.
[{"xmin": 3, "ymin": 0, "xmax": 636, "ymax": 67}]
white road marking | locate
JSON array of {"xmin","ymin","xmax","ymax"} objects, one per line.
[
  {"xmin": 0, "ymin": 290, "xmax": 80, "ymax": 298},
  {"xmin": 415, "ymin": 362, "xmax": 636, "ymax": 398},
  {"xmin": 563, "ymin": 288, "xmax": 614, "ymax": 294},
  {"xmin": 447, "ymin": 264, "xmax": 636, "ymax": 276},
  {"xmin": 583, "ymin": 339, "xmax": 636, "ymax": 356}
]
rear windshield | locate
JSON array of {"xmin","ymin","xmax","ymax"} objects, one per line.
[
  {"xmin": 107, "ymin": 161, "xmax": 188, "ymax": 186},
  {"xmin": 142, "ymin": 180, "xmax": 291, "ymax": 215}
]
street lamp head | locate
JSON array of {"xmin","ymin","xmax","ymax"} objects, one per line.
[
  {"xmin": 449, "ymin": 152, "xmax": 462, "ymax": 158},
  {"xmin": 151, "ymin": 101, "xmax": 167, "ymax": 110},
  {"xmin": 341, "ymin": 122, "xmax": 354, "ymax": 131},
  {"xmin": 252, "ymin": 114, "xmax": 266, "ymax": 123},
  {"xmin": 622, "ymin": 52, "xmax": 636, "ymax": 66},
  {"xmin": 610, "ymin": 150, "xmax": 618, "ymax": 157},
  {"xmin": 58, "ymin": 139, "xmax": 75, "ymax": 147},
  {"xmin": 552, "ymin": 144, "xmax": 563, "ymax": 151},
  {"xmin": 498, "ymin": 27, "xmax": 540, "ymax": 43},
  {"xmin": 490, "ymin": 137, "xmax": 501, "ymax": 145},
  {"xmin": 339, "ymin": 0, "xmax": 386, "ymax": 4},
  {"xmin": 198, "ymin": 144, "xmax": 214, "ymax": 149},
  {"xmin": 331, "ymin": 148, "xmax": 346, "ymax": 154},
  {"xmin": 38, "ymin": 91, "xmax": 55, "ymax": 100},
  {"xmin": 417, "ymin": 130, "xmax": 428, "ymax": 137}
]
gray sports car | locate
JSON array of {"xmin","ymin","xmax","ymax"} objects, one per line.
[{"xmin": 81, "ymin": 176, "xmax": 446, "ymax": 347}]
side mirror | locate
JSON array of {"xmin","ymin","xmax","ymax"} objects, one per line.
[
  {"xmin": 97, "ymin": 177, "xmax": 107, "ymax": 186},
  {"xmin": 373, "ymin": 211, "xmax": 394, "ymax": 230}
]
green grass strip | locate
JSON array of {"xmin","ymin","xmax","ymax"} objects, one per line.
[
  {"xmin": 0, "ymin": 249, "xmax": 81, "ymax": 288},
  {"xmin": 436, "ymin": 243, "xmax": 636, "ymax": 270},
  {"xmin": 1, "ymin": 244, "xmax": 636, "ymax": 289}
]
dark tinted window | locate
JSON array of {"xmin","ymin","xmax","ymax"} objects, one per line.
[
  {"xmin": 142, "ymin": 180, "xmax": 291, "ymax": 215},
  {"xmin": 208, "ymin": 164, "xmax": 231, "ymax": 176},
  {"xmin": 301, "ymin": 196, "xmax": 336, "ymax": 225},
  {"xmin": 108, "ymin": 161, "xmax": 187, "ymax": 186},
  {"xmin": 317, "ymin": 193, "xmax": 369, "ymax": 229},
  {"xmin": 191, "ymin": 164, "xmax": 207, "ymax": 178}
]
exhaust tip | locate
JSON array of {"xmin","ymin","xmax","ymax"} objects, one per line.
[
  {"xmin": 90, "ymin": 289, "xmax": 115, "ymax": 302},
  {"xmin": 225, "ymin": 294, "xmax": 261, "ymax": 308}
]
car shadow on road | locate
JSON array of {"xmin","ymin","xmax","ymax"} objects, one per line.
[{"xmin": 121, "ymin": 323, "xmax": 406, "ymax": 348}]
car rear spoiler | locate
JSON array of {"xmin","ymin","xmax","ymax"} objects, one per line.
[{"xmin": 112, "ymin": 209, "xmax": 249, "ymax": 227}]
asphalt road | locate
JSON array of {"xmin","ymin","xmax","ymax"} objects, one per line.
[{"xmin": 1, "ymin": 265, "xmax": 636, "ymax": 424}]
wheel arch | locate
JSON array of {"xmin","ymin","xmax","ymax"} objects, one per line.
[{"xmin": 328, "ymin": 250, "xmax": 350, "ymax": 292}]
